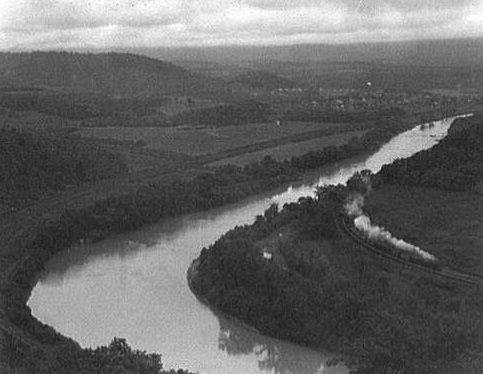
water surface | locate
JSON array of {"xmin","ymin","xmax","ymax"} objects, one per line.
[{"xmin": 29, "ymin": 116, "xmax": 463, "ymax": 374}]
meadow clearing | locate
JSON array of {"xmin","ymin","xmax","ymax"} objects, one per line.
[{"xmin": 75, "ymin": 121, "xmax": 369, "ymax": 157}]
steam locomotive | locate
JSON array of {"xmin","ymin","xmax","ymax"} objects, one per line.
[{"xmin": 341, "ymin": 214, "xmax": 443, "ymax": 272}]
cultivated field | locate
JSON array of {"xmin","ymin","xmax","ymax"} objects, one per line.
[
  {"xmin": 74, "ymin": 121, "xmax": 365, "ymax": 156},
  {"xmin": 208, "ymin": 129, "xmax": 367, "ymax": 166}
]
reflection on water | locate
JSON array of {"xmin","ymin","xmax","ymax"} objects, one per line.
[
  {"xmin": 31, "ymin": 191, "xmax": 346, "ymax": 374},
  {"xmin": 36, "ymin": 215, "xmax": 191, "ymax": 284},
  {"xmin": 217, "ymin": 314, "xmax": 340, "ymax": 374},
  {"xmin": 28, "ymin": 115, "xmax": 466, "ymax": 374}
]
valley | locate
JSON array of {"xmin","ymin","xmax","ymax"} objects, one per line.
[{"xmin": 0, "ymin": 46, "xmax": 482, "ymax": 374}]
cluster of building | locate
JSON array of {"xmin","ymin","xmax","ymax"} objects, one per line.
[{"xmin": 268, "ymin": 87, "xmax": 482, "ymax": 114}]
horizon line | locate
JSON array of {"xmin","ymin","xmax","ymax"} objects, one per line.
[{"xmin": 2, "ymin": 36, "xmax": 483, "ymax": 54}]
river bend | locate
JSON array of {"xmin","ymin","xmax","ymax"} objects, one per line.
[{"xmin": 28, "ymin": 116, "xmax": 464, "ymax": 374}]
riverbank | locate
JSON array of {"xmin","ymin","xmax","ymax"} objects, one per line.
[
  {"xmin": 187, "ymin": 258, "xmax": 261, "ymax": 336},
  {"xmin": 0, "ymin": 110, "xmax": 473, "ymax": 372}
]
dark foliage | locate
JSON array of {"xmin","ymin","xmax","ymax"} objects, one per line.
[
  {"xmin": 0, "ymin": 51, "xmax": 231, "ymax": 99},
  {"xmin": 0, "ymin": 91, "xmax": 167, "ymax": 120},
  {"xmin": 7, "ymin": 337, "xmax": 197, "ymax": 374},
  {"xmin": 377, "ymin": 114, "xmax": 483, "ymax": 191},
  {"xmin": 0, "ymin": 128, "xmax": 127, "ymax": 203}
]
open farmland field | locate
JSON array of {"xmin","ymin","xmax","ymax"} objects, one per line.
[
  {"xmin": 154, "ymin": 97, "xmax": 220, "ymax": 116},
  {"xmin": 208, "ymin": 129, "xmax": 367, "ymax": 166},
  {"xmin": 366, "ymin": 185, "xmax": 483, "ymax": 274},
  {"xmin": 75, "ymin": 121, "xmax": 370, "ymax": 157}
]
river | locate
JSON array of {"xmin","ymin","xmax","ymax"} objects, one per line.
[{"xmin": 28, "ymin": 115, "xmax": 465, "ymax": 374}]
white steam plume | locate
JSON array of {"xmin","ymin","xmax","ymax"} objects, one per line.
[
  {"xmin": 345, "ymin": 194, "xmax": 364, "ymax": 217},
  {"xmin": 345, "ymin": 195, "xmax": 436, "ymax": 261}
]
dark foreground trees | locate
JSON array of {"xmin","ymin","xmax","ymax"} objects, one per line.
[
  {"xmin": 9, "ymin": 337, "xmax": 196, "ymax": 374},
  {"xmin": 0, "ymin": 128, "xmax": 127, "ymax": 207}
]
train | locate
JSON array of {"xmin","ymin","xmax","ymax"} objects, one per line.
[{"xmin": 340, "ymin": 214, "xmax": 443, "ymax": 272}]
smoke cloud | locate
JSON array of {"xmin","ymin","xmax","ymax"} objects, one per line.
[
  {"xmin": 345, "ymin": 194, "xmax": 436, "ymax": 261},
  {"xmin": 345, "ymin": 194, "xmax": 364, "ymax": 216}
]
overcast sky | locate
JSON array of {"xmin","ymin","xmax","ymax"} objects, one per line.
[{"xmin": 1, "ymin": 0, "xmax": 482, "ymax": 50}]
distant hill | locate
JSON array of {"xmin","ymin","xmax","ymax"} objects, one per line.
[
  {"xmin": 0, "ymin": 51, "xmax": 234, "ymax": 99},
  {"xmin": 145, "ymin": 38, "xmax": 483, "ymax": 68},
  {"xmin": 140, "ymin": 39, "xmax": 483, "ymax": 91}
]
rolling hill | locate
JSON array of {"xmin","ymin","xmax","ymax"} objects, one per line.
[
  {"xmin": 147, "ymin": 38, "xmax": 483, "ymax": 67},
  {"xmin": 0, "ymin": 51, "xmax": 235, "ymax": 99}
]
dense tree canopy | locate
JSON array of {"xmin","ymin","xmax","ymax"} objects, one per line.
[
  {"xmin": 377, "ymin": 114, "xmax": 483, "ymax": 191},
  {"xmin": 8, "ymin": 337, "xmax": 196, "ymax": 374},
  {"xmin": 0, "ymin": 128, "xmax": 127, "ymax": 205}
]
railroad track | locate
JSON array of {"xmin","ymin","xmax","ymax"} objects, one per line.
[{"xmin": 338, "ymin": 214, "xmax": 483, "ymax": 286}]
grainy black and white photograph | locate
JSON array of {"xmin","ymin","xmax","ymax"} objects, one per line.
[{"xmin": 1, "ymin": 1, "xmax": 483, "ymax": 373}]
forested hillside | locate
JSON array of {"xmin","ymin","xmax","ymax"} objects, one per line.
[
  {"xmin": 0, "ymin": 52, "xmax": 231, "ymax": 99},
  {"xmin": 377, "ymin": 114, "xmax": 483, "ymax": 190},
  {"xmin": 0, "ymin": 90, "xmax": 167, "ymax": 120},
  {"xmin": 0, "ymin": 128, "xmax": 127, "ymax": 207}
]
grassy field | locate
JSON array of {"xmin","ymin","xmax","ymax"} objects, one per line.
[
  {"xmin": 366, "ymin": 185, "xmax": 483, "ymax": 274},
  {"xmin": 208, "ymin": 129, "xmax": 366, "ymax": 166},
  {"xmin": 75, "ymin": 121, "xmax": 365, "ymax": 156}
]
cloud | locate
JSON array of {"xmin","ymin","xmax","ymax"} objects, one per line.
[{"xmin": 0, "ymin": 0, "xmax": 481, "ymax": 50}]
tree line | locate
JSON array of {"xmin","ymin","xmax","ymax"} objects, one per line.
[
  {"xmin": 0, "ymin": 128, "xmax": 127, "ymax": 206},
  {"xmin": 7, "ymin": 335, "xmax": 196, "ymax": 374},
  {"xmin": 0, "ymin": 92, "xmax": 163, "ymax": 120},
  {"xmin": 377, "ymin": 114, "xmax": 483, "ymax": 191}
]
